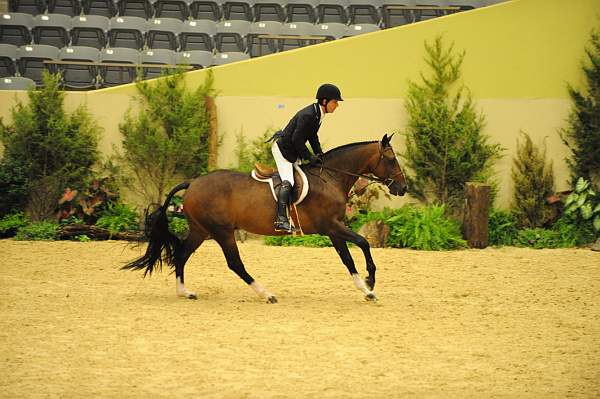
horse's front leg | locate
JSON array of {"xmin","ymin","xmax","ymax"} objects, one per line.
[{"xmin": 329, "ymin": 235, "xmax": 377, "ymax": 302}]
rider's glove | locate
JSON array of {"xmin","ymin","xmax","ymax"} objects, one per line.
[{"xmin": 309, "ymin": 153, "xmax": 323, "ymax": 166}]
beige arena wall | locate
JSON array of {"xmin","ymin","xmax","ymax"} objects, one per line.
[{"xmin": 0, "ymin": 0, "xmax": 598, "ymax": 209}]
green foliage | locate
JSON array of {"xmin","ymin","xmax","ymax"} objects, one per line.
[
  {"xmin": 95, "ymin": 203, "xmax": 139, "ymax": 235},
  {"xmin": 264, "ymin": 234, "xmax": 333, "ymax": 247},
  {"xmin": 563, "ymin": 177, "xmax": 600, "ymax": 232},
  {"xmin": 515, "ymin": 228, "xmax": 562, "ymax": 249},
  {"xmin": 386, "ymin": 205, "xmax": 467, "ymax": 250},
  {"xmin": 168, "ymin": 215, "xmax": 189, "ymax": 239},
  {"xmin": 74, "ymin": 234, "xmax": 91, "ymax": 242},
  {"xmin": 488, "ymin": 209, "xmax": 518, "ymax": 246},
  {"xmin": 234, "ymin": 129, "xmax": 277, "ymax": 172},
  {"xmin": 402, "ymin": 35, "xmax": 502, "ymax": 212},
  {"xmin": 511, "ymin": 132, "xmax": 555, "ymax": 228},
  {"xmin": 0, "ymin": 72, "xmax": 100, "ymax": 220},
  {"xmin": 0, "ymin": 212, "xmax": 29, "ymax": 238},
  {"xmin": 118, "ymin": 70, "xmax": 214, "ymax": 205},
  {"xmin": 551, "ymin": 215, "xmax": 596, "ymax": 247},
  {"xmin": 560, "ymin": 28, "xmax": 600, "ymax": 189},
  {"xmin": 347, "ymin": 184, "xmax": 391, "ymax": 215},
  {"xmin": 14, "ymin": 221, "xmax": 59, "ymax": 241}
]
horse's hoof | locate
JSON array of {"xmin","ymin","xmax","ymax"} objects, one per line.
[
  {"xmin": 267, "ymin": 296, "xmax": 278, "ymax": 304},
  {"xmin": 365, "ymin": 293, "xmax": 377, "ymax": 302},
  {"xmin": 188, "ymin": 293, "xmax": 198, "ymax": 300}
]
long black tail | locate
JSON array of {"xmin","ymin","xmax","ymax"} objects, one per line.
[{"xmin": 122, "ymin": 181, "xmax": 190, "ymax": 277}]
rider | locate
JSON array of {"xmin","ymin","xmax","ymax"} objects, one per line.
[{"xmin": 271, "ymin": 83, "xmax": 343, "ymax": 232}]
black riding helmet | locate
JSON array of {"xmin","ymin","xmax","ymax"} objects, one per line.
[
  {"xmin": 316, "ymin": 83, "xmax": 343, "ymax": 113},
  {"xmin": 316, "ymin": 83, "xmax": 343, "ymax": 102}
]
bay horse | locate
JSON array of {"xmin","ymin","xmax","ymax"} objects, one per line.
[{"xmin": 123, "ymin": 134, "xmax": 407, "ymax": 303}]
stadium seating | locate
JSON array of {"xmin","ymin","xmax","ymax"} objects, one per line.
[
  {"xmin": 118, "ymin": 0, "xmax": 154, "ymax": 19},
  {"xmin": 17, "ymin": 44, "xmax": 59, "ymax": 86},
  {"xmin": 47, "ymin": 0, "xmax": 82, "ymax": 17},
  {"xmin": 146, "ymin": 17, "xmax": 182, "ymax": 50},
  {"xmin": 222, "ymin": 0, "xmax": 254, "ymax": 21},
  {"xmin": 253, "ymin": 0, "xmax": 285, "ymax": 22},
  {"xmin": 140, "ymin": 48, "xmax": 176, "ymax": 79},
  {"xmin": 180, "ymin": 19, "xmax": 216, "ymax": 51},
  {"xmin": 81, "ymin": 0, "xmax": 117, "ymax": 18},
  {"xmin": 215, "ymin": 19, "xmax": 249, "ymax": 52},
  {"xmin": 317, "ymin": 0, "xmax": 348, "ymax": 24},
  {"xmin": 152, "ymin": 0, "xmax": 193, "ymax": 20},
  {"xmin": 316, "ymin": 22, "xmax": 347, "ymax": 40},
  {"xmin": 279, "ymin": 21, "xmax": 319, "ymax": 52},
  {"xmin": 1, "ymin": 13, "xmax": 34, "ymax": 46},
  {"xmin": 178, "ymin": 49, "xmax": 213, "ymax": 68},
  {"xmin": 32, "ymin": 13, "xmax": 71, "ymax": 47},
  {"xmin": 0, "ymin": 43, "xmax": 18, "ymax": 77},
  {"xmin": 99, "ymin": 46, "xmax": 138, "ymax": 86},
  {"xmin": 247, "ymin": 20, "xmax": 281, "ymax": 57},
  {"xmin": 58, "ymin": 45, "xmax": 100, "ymax": 89},
  {"xmin": 108, "ymin": 16, "xmax": 147, "ymax": 49},
  {"xmin": 285, "ymin": 0, "xmax": 318, "ymax": 23},
  {"xmin": 189, "ymin": 0, "xmax": 221, "ymax": 21},
  {"xmin": 71, "ymin": 15, "xmax": 109, "ymax": 49},
  {"xmin": 213, "ymin": 51, "xmax": 248, "ymax": 65},
  {"xmin": 0, "ymin": 75, "xmax": 36, "ymax": 89},
  {"xmin": 8, "ymin": 0, "xmax": 46, "ymax": 16},
  {"xmin": 347, "ymin": 0, "xmax": 382, "ymax": 25},
  {"xmin": 381, "ymin": 0, "xmax": 415, "ymax": 28},
  {"xmin": 345, "ymin": 23, "xmax": 380, "ymax": 36}
]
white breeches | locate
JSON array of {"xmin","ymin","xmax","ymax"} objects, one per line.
[{"xmin": 272, "ymin": 143, "xmax": 298, "ymax": 186}]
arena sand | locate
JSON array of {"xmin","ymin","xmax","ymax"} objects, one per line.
[{"xmin": 1, "ymin": 239, "xmax": 599, "ymax": 398}]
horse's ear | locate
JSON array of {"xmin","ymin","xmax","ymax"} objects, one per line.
[{"xmin": 381, "ymin": 133, "xmax": 393, "ymax": 147}]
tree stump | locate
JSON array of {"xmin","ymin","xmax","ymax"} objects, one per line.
[
  {"xmin": 358, "ymin": 220, "xmax": 390, "ymax": 248},
  {"xmin": 462, "ymin": 182, "xmax": 491, "ymax": 249}
]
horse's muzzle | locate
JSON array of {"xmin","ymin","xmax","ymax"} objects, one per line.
[{"xmin": 389, "ymin": 184, "xmax": 407, "ymax": 196}]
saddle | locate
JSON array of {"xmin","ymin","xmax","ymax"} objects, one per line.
[{"xmin": 251, "ymin": 163, "xmax": 309, "ymax": 206}]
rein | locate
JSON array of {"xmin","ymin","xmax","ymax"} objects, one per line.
[{"xmin": 318, "ymin": 164, "xmax": 401, "ymax": 188}]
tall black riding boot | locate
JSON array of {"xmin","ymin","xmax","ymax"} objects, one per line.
[{"xmin": 274, "ymin": 180, "xmax": 294, "ymax": 232}]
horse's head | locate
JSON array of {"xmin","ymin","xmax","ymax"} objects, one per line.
[{"xmin": 369, "ymin": 133, "xmax": 408, "ymax": 196}]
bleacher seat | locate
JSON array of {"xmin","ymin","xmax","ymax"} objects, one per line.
[
  {"xmin": 285, "ymin": 0, "xmax": 317, "ymax": 23},
  {"xmin": 0, "ymin": 76, "xmax": 36, "ymax": 90},
  {"xmin": 222, "ymin": 0, "xmax": 254, "ymax": 21},
  {"xmin": 348, "ymin": 0, "xmax": 381, "ymax": 25},
  {"xmin": 215, "ymin": 20, "xmax": 249, "ymax": 52},
  {"xmin": 152, "ymin": 0, "xmax": 192, "ymax": 20},
  {"xmin": 0, "ymin": 13, "xmax": 34, "ymax": 46},
  {"xmin": 99, "ymin": 46, "xmax": 138, "ymax": 86},
  {"xmin": 109, "ymin": 16, "xmax": 147, "ymax": 49},
  {"xmin": 178, "ymin": 49, "xmax": 212, "ymax": 68},
  {"xmin": 253, "ymin": 0, "xmax": 285, "ymax": 22},
  {"xmin": 279, "ymin": 21, "xmax": 319, "ymax": 51},
  {"xmin": 189, "ymin": 0, "xmax": 221, "ymax": 21},
  {"xmin": 59, "ymin": 45, "xmax": 100, "ymax": 90},
  {"xmin": 180, "ymin": 19, "xmax": 215, "ymax": 51},
  {"xmin": 71, "ymin": 15, "xmax": 109, "ymax": 49},
  {"xmin": 213, "ymin": 51, "xmax": 248, "ymax": 65},
  {"xmin": 47, "ymin": 0, "xmax": 82, "ymax": 17},
  {"xmin": 118, "ymin": 0, "xmax": 154, "ymax": 18},
  {"xmin": 247, "ymin": 20, "xmax": 281, "ymax": 57},
  {"xmin": 81, "ymin": 0, "xmax": 117, "ymax": 17},
  {"xmin": 414, "ymin": 0, "xmax": 445, "ymax": 22},
  {"xmin": 17, "ymin": 44, "xmax": 59, "ymax": 86},
  {"xmin": 32, "ymin": 14, "xmax": 71, "ymax": 48},
  {"xmin": 345, "ymin": 23, "xmax": 379, "ymax": 36},
  {"xmin": 0, "ymin": 44, "xmax": 18, "ymax": 77},
  {"xmin": 140, "ymin": 48, "xmax": 176, "ymax": 79},
  {"xmin": 8, "ymin": 0, "xmax": 46, "ymax": 16},
  {"xmin": 146, "ymin": 18, "xmax": 182, "ymax": 50},
  {"xmin": 447, "ymin": 0, "xmax": 481, "ymax": 10},
  {"xmin": 316, "ymin": 22, "xmax": 347, "ymax": 40},
  {"xmin": 317, "ymin": 0, "xmax": 348, "ymax": 24},
  {"xmin": 381, "ymin": 0, "xmax": 415, "ymax": 28}
]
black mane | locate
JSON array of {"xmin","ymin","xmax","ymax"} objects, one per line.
[{"xmin": 323, "ymin": 140, "xmax": 378, "ymax": 158}]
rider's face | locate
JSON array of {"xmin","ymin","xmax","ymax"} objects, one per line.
[{"xmin": 325, "ymin": 99, "xmax": 339, "ymax": 113}]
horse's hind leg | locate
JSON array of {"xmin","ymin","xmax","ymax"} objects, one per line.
[
  {"xmin": 175, "ymin": 227, "xmax": 208, "ymax": 299},
  {"xmin": 213, "ymin": 229, "xmax": 278, "ymax": 304}
]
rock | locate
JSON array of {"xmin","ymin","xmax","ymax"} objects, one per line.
[
  {"xmin": 357, "ymin": 220, "xmax": 390, "ymax": 248},
  {"xmin": 591, "ymin": 238, "xmax": 600, "ymax": 252}
]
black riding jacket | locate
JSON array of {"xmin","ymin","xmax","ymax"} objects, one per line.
[{"xmin": 275, "ymin": 103, "xmax": 324, "ymax": 163}]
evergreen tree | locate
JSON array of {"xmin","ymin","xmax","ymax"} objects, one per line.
[
  {"xmin": 560, "ymin": 29, "xmax": 600, "ymax": 189},
  {"xmin": 511, "ymin": 132, "xmax": 555, "ymax": 228},
  {"xmin": 119, "ymin": 70, "xmax": 214, "ymax": 205},
  {"xmin": 0, "ymin": 72, "xmax": 100, "ymax": 219},
  {"xmin": 402, "ymin": 35, "xmax": 502, "ymax": 212}
]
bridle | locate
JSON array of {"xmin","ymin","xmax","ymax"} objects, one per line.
[{"xmin": 315, "ymin": 145, "xmax": 407, "ymax": 190}]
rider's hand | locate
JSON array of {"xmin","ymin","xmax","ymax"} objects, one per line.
[{"xmin": 309, "ymin": 153, "xmax": 323, "ymax": 166}]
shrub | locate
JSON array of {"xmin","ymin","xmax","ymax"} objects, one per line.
[
  {"xmin": 0, "ymin": 212, "xmax": 29, "ymax": 238},
  {"xmin": 57, "ymin": 177, "xmax": 119, "ymax": 225},
  {"xmin": 234, "ymin": 129, "xmax": 277, "ymax": 172},
  {"xmin": 563, "ymin": 177, "xmax": 600, "ymax": 232},
  {"xmin": 118, "ymin": 70, "xmax": 214, "ymax": 205},
  {"xmin": 14, "ymin": 221, "xmax": 59, "ymax": 241},
  {"xmin": 95, "ymin": 203, "xmax": 139, "ymax": 236},
  {"xmin": 560, "ymin": 28, "xmax": 600, "ymax": 189},
  {"xmin": 488, "ymin": 209, "xmax": 518, "ymax": 246},
  {"xmin": 515, "ymin": 228, "xmax": 562, "ymax": 249},
  {"xmin": 511, "ymin": 132, "xmax": 555, "ymax": 228},
  {"xmin": 0, "ymin": 72, "xmax": 100, "ymax": 220},
  {"xmin": 168, "ymin": 215, "xmax": 189, "ymax": 239},
  {"xmin": 264, "ymin": 234, "xmax": 332, "ymax": 247},
  {"xmin": 402, "ymin": 35, "xmax": 502, "ymax": 213},
  {"xmin": 386, "ymin": 205, "xmax": 466, "ymax": 250}
]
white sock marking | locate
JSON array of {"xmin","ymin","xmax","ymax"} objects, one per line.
[{"xmin": 352, "ymin": 273, "xmax": 373, "ymax": 295}]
